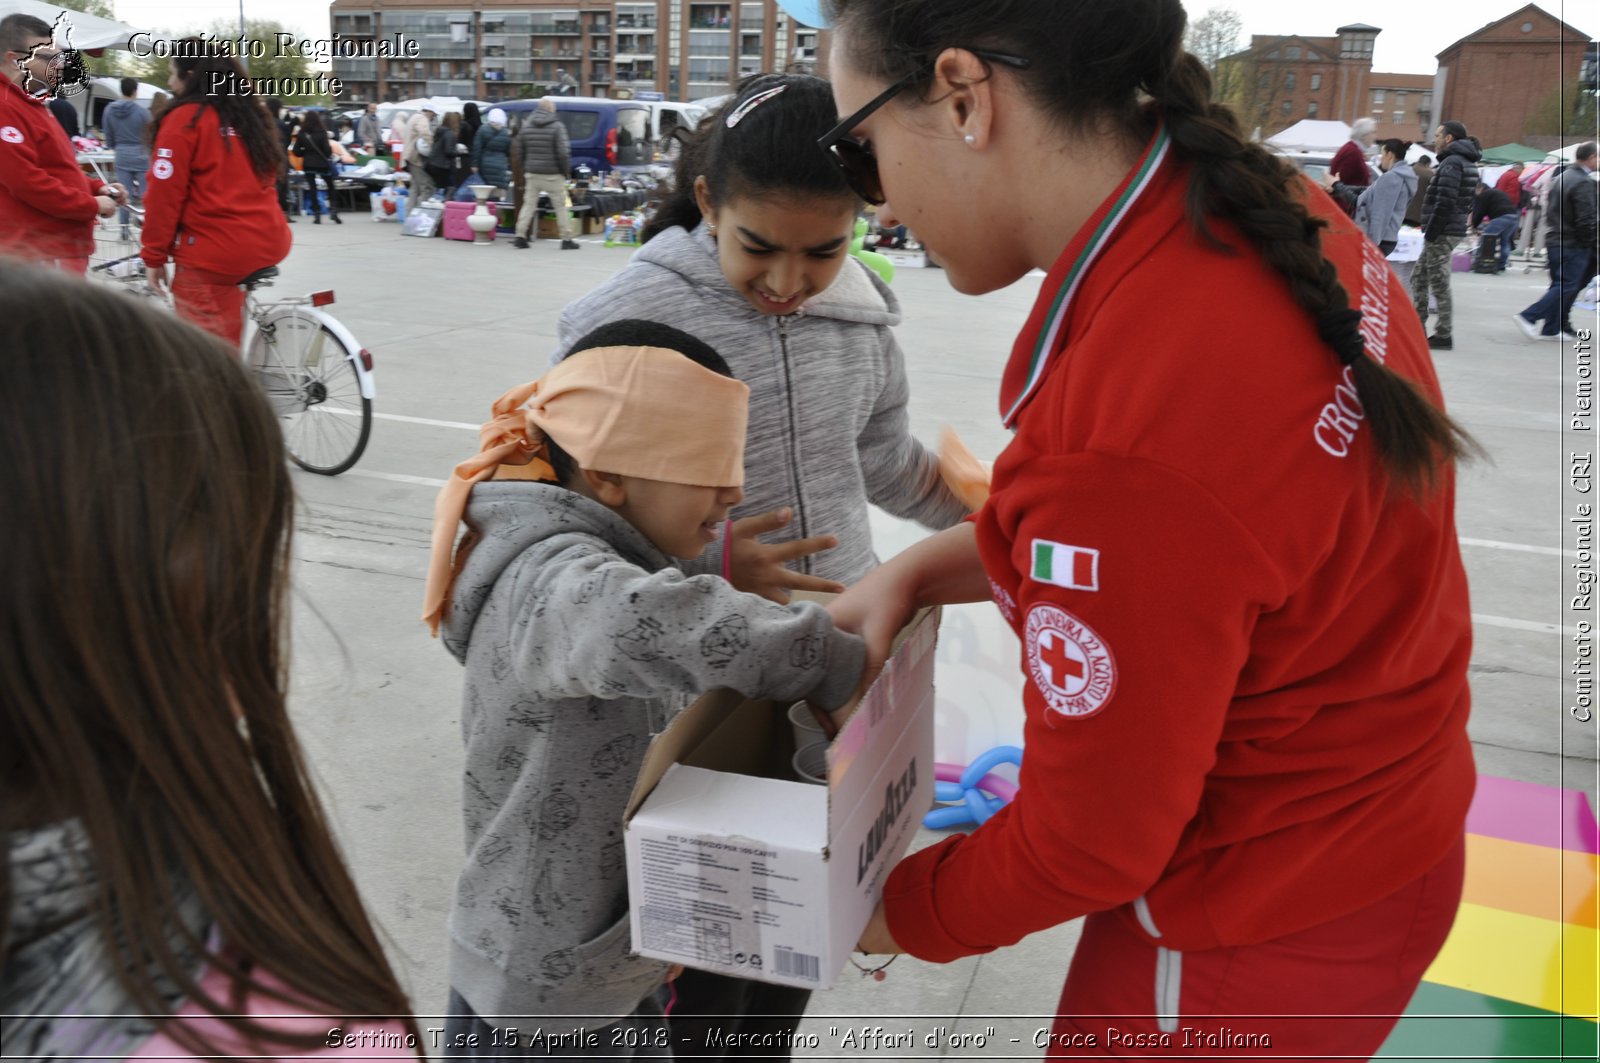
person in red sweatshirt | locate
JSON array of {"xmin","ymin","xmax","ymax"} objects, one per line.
[
  {"xmin": 0, "ymin": 13, "xmax": 122, "ymax": 273},
  {"xmin": 141, "ymin": 39, "xmax": 290, "ymax": 345},
  {"xmin": 822, "ymin": 0, "xmax": 1478, "ymax": 1056}
]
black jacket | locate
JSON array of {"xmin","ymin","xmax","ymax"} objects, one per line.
[
  {"xmin": 1421, "ymin": 139, "xmax": 1481, "ymax": 240},
  {"xmin": 293, "ymin": 129, "xmax": 336, "ymax": 173},
  {"xmin": 1471, "ymin": 186, "xmax": 1516, "ymax": 227},
  {"xmin": 1546, "ymin": 164, "xmax": 1599, "ymax": 250}
]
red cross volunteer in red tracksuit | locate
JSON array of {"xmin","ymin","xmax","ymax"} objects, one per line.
[
  {"xmin": 141, "ymin": 40, "xmax": 290, "ymax": 345},
  {"xmin": 0, "ymin": 13, "xmax": 123, "ymax": 273},
  {"xmin": 824, "ymin": 1, "xmax": 1477, "ymax": 1057}
]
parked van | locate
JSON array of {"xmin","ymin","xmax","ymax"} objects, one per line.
[
  {"xmin": 646, "ymin": 100, "xmax": 707, "ymax": 151},
  {"xmin": 495, "ymin": 97, "xmax": 651, "ymax": 175}
]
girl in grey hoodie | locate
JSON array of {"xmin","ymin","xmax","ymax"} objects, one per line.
[{"xmin": 554, "ymin": 73, "xmax": 967, "ymax": 1060}]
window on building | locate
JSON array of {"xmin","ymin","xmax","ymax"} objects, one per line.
[
  {"xmin": 1281, "ymin": 100, "xmax": 1291, "ymax": 115},
  {"xmin": 1372, "ymin": 89, "xmax": 1385, "ymax": 105},
  {"xmin": 1259, "ymin": 72, "xmax": 1270, "ymax": 90},
  {"xmin": 1267, "ymin": 49, "xmax": 1279, "ymax": 60},
  {"xmin": 1310, "ymin": 73, "xmax": 1322, "ymax": 90},
  {"xmin": 1286, "ymin": 46, "xmax": 1300, "ymax": 59},
  {"xmin": 1393, "ymin": 110, "xmax": 1404, "ymax": 124},
  {"xmin": 1285, "ymin": 72, "xmax": 1296, "ymax": 89},
  {"xmin": 1308, "ymin": 102, "xmax": 1318, "ymax": 117}
]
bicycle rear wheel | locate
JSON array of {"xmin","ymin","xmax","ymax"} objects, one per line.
[{"xmin": 245, "ymin": 307, "xmax": 372, "ymax": 475}]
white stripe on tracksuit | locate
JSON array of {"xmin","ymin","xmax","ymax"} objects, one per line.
[{"xmin": 1136, "ymin": 896, "xmax": 1181, "ymax": 1035}]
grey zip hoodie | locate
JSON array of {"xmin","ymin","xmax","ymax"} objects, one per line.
[
  {"xmin": 441, "ymin": 482, "xmax": 865, "ymax": 1027},
  {"xmin": 554, "ymin": 222, "xmax": 968, "ymax": 583},
  {"xmin": 100, "ymin": 98, "xmax": 149, "ymax": 171}
]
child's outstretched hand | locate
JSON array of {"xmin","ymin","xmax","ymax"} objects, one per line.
[{"xmin": 727, "ymin": 508, "xmax": 846, "ymax": 603}]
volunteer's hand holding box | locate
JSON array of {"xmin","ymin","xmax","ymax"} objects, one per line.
[{"xmin": 623, "ymin": 599, "xmax": 939, "ymax": 989}]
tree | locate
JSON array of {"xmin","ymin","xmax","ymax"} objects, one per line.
[
  {"xmin": 1185, "ymin": 7, "xmax": 1244, "ymax": 75},
  {"xmin": 1526, "ymin": 83, "xmax": 1594, "ymax": 139}
]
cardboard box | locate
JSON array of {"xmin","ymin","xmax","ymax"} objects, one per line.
[{"xmin": 624, "ymin": 602, "xmax": 939, "ymax": 989}]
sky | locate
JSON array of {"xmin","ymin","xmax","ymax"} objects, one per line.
[{"xmin": 90, "ymin": 0, "xmax": 1596, "ymax": 75}]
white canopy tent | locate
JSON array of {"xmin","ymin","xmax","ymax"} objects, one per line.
[
  {"xmin": 0, "ymin": 0, "xmax": 147, "ymax": 51},
  {"xmin": 1264, "ymin": 119, "xmax": 1353, "ymax": 155}
]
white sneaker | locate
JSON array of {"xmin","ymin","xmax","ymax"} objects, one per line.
[{"xmin": 1512, "ymin": 313, "xmax": 1542, "ymax": 341}]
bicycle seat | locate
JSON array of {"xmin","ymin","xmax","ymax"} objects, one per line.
[{"xmin": 239, "ymin": 266, "xmax": 280, "ymax": 290}]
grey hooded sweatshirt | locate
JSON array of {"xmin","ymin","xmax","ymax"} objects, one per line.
[
  {"xmin": 554, "ymin": 222, "xmax": 968, "ymax": 583},
  {"xmin": 441, "ymin": 482, "xmax": 865, "ymax": 1027},
  {"xmin": 100, "ymin": 98, "xmax": 149, "ymax": 171}
]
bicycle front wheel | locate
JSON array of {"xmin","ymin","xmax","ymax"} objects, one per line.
[{"xmin": 246, "ymin": 308, "xmax": 372, "ymax": 475}]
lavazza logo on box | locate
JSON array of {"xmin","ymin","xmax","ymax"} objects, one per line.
[{"xmin": 857, "ymin": 756, "xmax": 919, "ymax": 886}]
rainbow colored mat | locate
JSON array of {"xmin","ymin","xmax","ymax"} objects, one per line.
[{"xmin": 1379, "ymin": 775, "xmax": 1598, "ymax": 1061}]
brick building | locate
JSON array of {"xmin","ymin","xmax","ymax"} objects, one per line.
[
  {"xmin": 1364, "ymin": 72, "xmax": 1436, "ymax": 142},
  {"xmin": 327, "ymin": 0, "xmax": 828, "ymax": 103},
  {"xmin": 1434, "ymin": 4, "xmax": 1592, "ymax": 147},
  {"xmin": 1217, "ymin": 23, "xmax": 1390, "ymax": 139}
]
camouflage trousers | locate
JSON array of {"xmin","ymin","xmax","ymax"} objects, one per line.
[{"xmin": 1411, "ymin": 236, "xmax": 1460, "ymax": 338}]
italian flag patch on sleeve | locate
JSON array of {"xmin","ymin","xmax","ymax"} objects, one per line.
[{"xmin": 1031, "ymin": 540, "xmax": 1100, "ymax": 592}]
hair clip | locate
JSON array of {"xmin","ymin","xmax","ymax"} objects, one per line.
[{"xmin": 725, "ymin": 85, "xmax": 787, "ymax": 128}]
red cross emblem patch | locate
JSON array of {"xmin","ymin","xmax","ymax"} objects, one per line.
[{"xmin": 1024, "ymin": 603, "xmax": 1116, "ymax": 718}]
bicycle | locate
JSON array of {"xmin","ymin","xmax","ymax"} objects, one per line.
[
  {"xmin": 240, "ymin": 265, "xmax": 376, "ymax": 476},
  {"xmin": 77, "ymin": 153, "xmax": 374, "ymax": 475}
]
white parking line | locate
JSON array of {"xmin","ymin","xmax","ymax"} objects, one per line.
[
  {"xmin": 1458, "ymin": 537, "xmax": 1568, "ymax": 558},
  {"xmin": 1472, "ymin": 614, "xmax": 1561, "ymax": 635},
  {"xmin": 336, "ymin": 469, "xmax": 448, "ymax": 488}
]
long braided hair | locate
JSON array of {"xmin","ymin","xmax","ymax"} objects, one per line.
[{"xmin": 827, "ymin": 0, "xmax": 1478, "ymax": 495}]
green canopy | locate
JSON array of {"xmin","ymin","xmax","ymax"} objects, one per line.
[{"xmin": 1478, "ymin": 142, "xmax": 1547, "ymax": 165}]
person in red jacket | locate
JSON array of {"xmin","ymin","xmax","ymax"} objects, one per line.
[
  {"xmin": 1330, "ymin": 116, "xmax": 1378, "ymax": 191},
  {"xmin": 821, "ymin": 0, "xmax": 1479, "ymax": 1056},
  {"xmin": 1495, "ymin": 160, "xmax": 1525, "ymax": 208},
  {"xmin": 0, "ymin": 13, "xmax": 123, "ymax": 273},
  {"xmin": 141, "ymin": 39, "xmax": 290, "ymax": 345}
]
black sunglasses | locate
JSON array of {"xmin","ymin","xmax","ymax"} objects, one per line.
[{"xmin": 817, "ymin": 49, "xmax": 1031, "ymax": 206}]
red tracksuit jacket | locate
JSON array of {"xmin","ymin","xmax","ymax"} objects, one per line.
[
  {"xmin": 0, "ymin": 76, "xmax": 107, "ymax": 261},
  {"xmin": 885, "ymin": 127, "xmax": 1475, "ymax": 960},
  {"xmin": 141, "ymin": 102, "xmax": 290, "ymax": 277}
]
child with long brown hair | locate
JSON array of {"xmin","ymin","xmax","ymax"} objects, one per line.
[{"xmin": 0, "ymin": 260, "xmax": 418, "ymax": 1060}]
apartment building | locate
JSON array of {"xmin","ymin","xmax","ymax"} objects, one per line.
[{"xmin": 329, "ymin": 0, "xmax": 829, "ymax": 103}]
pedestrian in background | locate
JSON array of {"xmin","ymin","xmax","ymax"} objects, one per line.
[
  {"xmin": 1404, "ymin": 154, "xmax": 1432, "ymax": 228},
  {"xmin": 1412, "ymin": 121, "xmax": 1480, "ymax": 350},
  {"xmin": 405, "ymin": 102, "xmax": 439, "ymax": 203},
  {"xmin": 101, "ymin": 77, "xmax": 150, "ymax": 240},
  {"xmin": 459, "ymin": 101, "xmax": 481, "ymax": 157},
  {"xmin": 1515, "ymin": 142, "xmax": 1598, "ymax": 340},
  {"xmin": 292, "ymin": 109, "xmax": 342, "ymax": 224},
  {"xmin": 0, "ymin": 12, "xmax": 123, "ymax": 273},
  {"xmin": 1331, "ymin": 117, "xmax": 1377, "ymax": 192},
  {"xmin": 1495, "ymin": 160, "xmax": 1525, "ymax": 208},
  {"xmin": 1469, "ymin": 181, "xmax": 1518, "ymax": 274},
  {"xmin": 355, "ymin": 101, "xmax": 380, "ymax": 152},
  {"xmin": 426, "ymin": 111, "xmax": 465, "ymax": 201},
  {"xmin": 471, "ymin": 106, "xmax": 513, "ymax": 194},
  {"xmin": 511, "ymin": 97, "xmax": 577, "ymax": 249},
  {"xmin": 1354, "ymin": 138, "xmax": 1415, "ymax": 255},
  {"xmin": 141, "ymin": 39, "xmax": 291, "ymax": 344},
  {"xmin": 0, "ymin": 261, "xmax": 421, "ymax": 1062}
]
